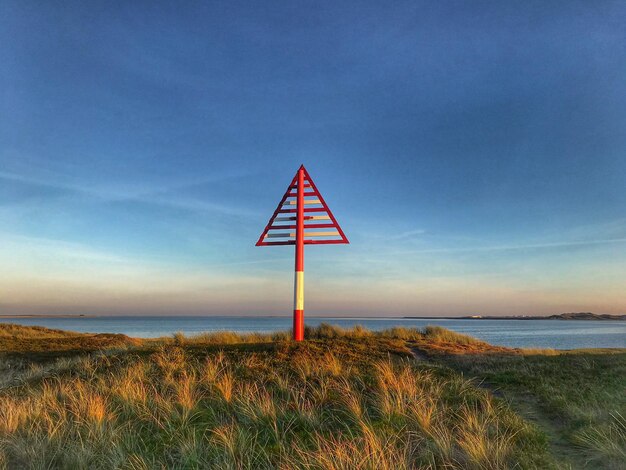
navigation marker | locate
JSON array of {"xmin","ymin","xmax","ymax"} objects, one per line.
[{"xmin": 256, "ymin": 165, "xmax": 349, "ymax": 341}]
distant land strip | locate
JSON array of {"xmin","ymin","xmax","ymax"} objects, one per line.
[
  {"xmin": 404, "ymin": 312, "xmax": 626, "ymax": 321},
  {"xmin": 0, "ymin": 314, "xmax": 96, "ymax": 318},
  {"xmin": 1, "ymin": 312, "xmax": 624, "ymax": 320}
]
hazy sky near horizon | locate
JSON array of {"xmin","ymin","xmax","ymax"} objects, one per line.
[{"xmin": 1, "ymin": 1, "xmax": 625, "ymax": 317}]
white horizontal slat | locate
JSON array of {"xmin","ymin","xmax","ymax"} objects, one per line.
[
  {"xmin": 265, "ymin": 233, "xmax": 294, "ymax": 238},
  {"xmin": 266, "ymin": 230, "xmax": 340, "ymax": 238},
  {"xmin": 273, "ymin": 215, "xmax": 330, "ymax": 222},
  {"xmin": 304, "ymin": 231, "xmax": 340, "ymax": 237},
  {"xmin": 283, "ymin": 199, "xmax": 321, "ymax": 205}
]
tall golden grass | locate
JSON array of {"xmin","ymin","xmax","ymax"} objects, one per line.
[{"xmin": 0, "ymin": 327, "xmax": 554, "ymax": 469}]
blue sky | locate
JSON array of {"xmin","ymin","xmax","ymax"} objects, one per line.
[{"xmin": 1, "ymin": 1, "xmax": 625, "ymax": 316}]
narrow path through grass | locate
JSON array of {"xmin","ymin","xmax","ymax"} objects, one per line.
[{"xmin": 425, "ymin": 344, "xmax": 626, "ymax": 469}]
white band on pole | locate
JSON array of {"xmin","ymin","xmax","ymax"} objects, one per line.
[{"xmin": 294, "ymin": 271, "xmax": 304, "ymax": 310}]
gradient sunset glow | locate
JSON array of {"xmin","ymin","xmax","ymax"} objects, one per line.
[{"xmin": 1, "ymin": 1, "xmax": 625, "ymax": 316}]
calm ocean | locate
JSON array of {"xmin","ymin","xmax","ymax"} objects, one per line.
[{"xmin": 1, "ymin": 316, "xmax": 625, "ymax": 350}]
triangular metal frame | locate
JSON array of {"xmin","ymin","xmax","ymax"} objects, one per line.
[{"xmin": 255, "ymin": 165, "xmax": 349, "ymax": 246}]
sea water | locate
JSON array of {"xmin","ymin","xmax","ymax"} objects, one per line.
[{"xmin": 1, "ymin": 316, "xmax": 625, "ymax": 349}]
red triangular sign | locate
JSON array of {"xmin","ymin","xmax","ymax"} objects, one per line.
[{"xmin": 256, "ymin": 166, "xmax": 349, "ymax": 246}]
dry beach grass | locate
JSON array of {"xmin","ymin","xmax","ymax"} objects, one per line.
[{"xmin": 0, "ymin": 323, "xmax": 623, "ymax": 469}]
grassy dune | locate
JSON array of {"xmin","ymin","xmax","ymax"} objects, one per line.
[
  {"xmin": 0, "ymin": 323, "xmax": 623, "ymax": 469},
  {"xmin": 0, "ymin": 323, "xmax": 138, "ymax": 356},
  {"xmin": 442, "ymin": 349, "xmax": 626, "ymax": 469}
]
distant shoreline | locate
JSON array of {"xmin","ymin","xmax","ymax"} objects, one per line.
[
  {"xmin": 1, "ymin": 312, "xmax": 624, "ymax": 321},
  {"xmin": 0, "ymin": 314, "xmax": 97, "ymax": 319},
  {"xmin": 405, "ymin": 313, "xmax": 626, "ymax": 321}
]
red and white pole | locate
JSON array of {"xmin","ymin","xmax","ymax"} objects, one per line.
[{"xmin": 293, "ymin": 166, "xmax": 305, "ymax": 341}]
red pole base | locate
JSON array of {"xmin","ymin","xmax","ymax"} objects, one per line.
[{"xmin": 293, "ymin": 309, "xmax": 304, "ymax": 341}]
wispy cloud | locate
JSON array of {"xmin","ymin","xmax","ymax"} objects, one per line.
[
  {"xmin": 385, "ymin": 229, "xmax": 426, "ymax": 241},
  {"xmin": 362, "ymin": 228, "xmax": 426, "ymax": 242},
  {"xmin": 0, "ymin": 233, "xmax": 133, "ymax": 265},
  {"xmin": 0, "ymin": 170, "xmax": 255, "ymax": 217},
  {"xmin": 393, "ymin": 237, "xmax": 626, "ymax": 255},
  {"xmin": 201, "ymin": 257, "xmax": 294, "ymax": 268}
]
